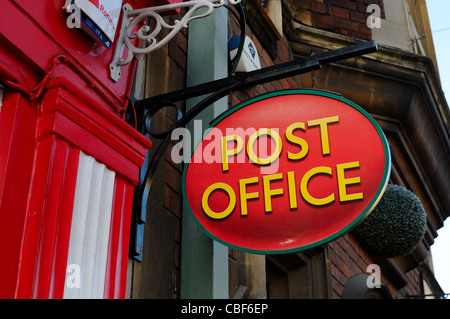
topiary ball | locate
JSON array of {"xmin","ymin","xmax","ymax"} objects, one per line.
[{"xmin": 352, "ymin": 184, "xmax": 427, "ymax": 258}]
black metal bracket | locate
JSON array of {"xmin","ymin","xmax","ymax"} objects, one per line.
[{"xmin": 129, "ymin": 40, "xmax": 378, "ymax": 260}]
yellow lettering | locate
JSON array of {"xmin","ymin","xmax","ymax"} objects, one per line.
[
  {"xmin": 286, "ymin": 122, "xmax": 309, "ymax": 160},
  {"xmin": 307, "ymin": 116, "xmax": 339, "ymax": 155},
  {"xmin": 202, "ymin": 182, "xmax": 236, "ymax": 219},
  {"xmin": 263, "ymin": 173, "xmax": 284, "ymax": 213},
  {"xmin": 221, "ymin": 135, "xmax": 244, "ymax": 172},
  {"xmin": 247, "ymin": 129, "xmax": 282, "ymax": 165},
  {"xmin": 287, "ymin": 171, "xmax": 298, "ymax": 210},
  {"xmin": 336, "ymin": 161, "xmax": 364, "ymax": 202},
  {"xmin": 300, "ymin": 166, "xmax": 335, "ymax": 206},
  {"xmin": 239, "ymin": 177, "xmax": 259, "ymax": 216}
]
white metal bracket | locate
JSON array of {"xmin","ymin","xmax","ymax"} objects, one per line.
[{"xmin": 110, "ymin": 0, "xmax": 241, "ymax": 82}]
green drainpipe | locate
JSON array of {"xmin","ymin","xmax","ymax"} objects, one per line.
[{"xmin": 181, "ymin": 4, "xmax": 229, "ymax": 299}]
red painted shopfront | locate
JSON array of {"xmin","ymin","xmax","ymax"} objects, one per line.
[{"xmin": 0, "ymin": 0, "xmax": 175, "ymax": 298}]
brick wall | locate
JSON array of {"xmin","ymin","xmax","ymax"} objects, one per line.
[
  {"xmin": 328, "ymin": 234, "xmax": 422, "ymax": 299},
  {"xmin": 328, "ymin": 235, "xmax": 374, "ymax": 298},
  {"xmin": 229, "ymin": 25, "xmax": 301, "ymax": 109},
  {"xmin": 163, "ymin": 147, "xmax": 183, "ymax": 298},
  {"xmin": 310, "ymin": 0, "xmax": 385, "ymax": 40}
]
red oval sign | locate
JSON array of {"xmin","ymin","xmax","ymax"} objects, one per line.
[{"xmin": 182, "ymin": 90, "xmax": 391, "ymax": 254}]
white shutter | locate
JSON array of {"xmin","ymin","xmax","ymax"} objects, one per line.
[{"xmin": 64, "ymin": 152, "xmax": 115, "ymax": 299}]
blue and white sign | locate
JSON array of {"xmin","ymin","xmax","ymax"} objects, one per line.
[
  {"xmin": 64, "ymin": 0, "xmax": 123, "ymax": 48},
  {"xmin": 229, "ymin": 35, "xmax": 261, "ymax": 72}
]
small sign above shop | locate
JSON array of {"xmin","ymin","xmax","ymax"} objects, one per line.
[
  {"xmin": 228, "ymin": 36, "xmax": 261, "ymax": 72},
  {"xmin": 182, "ymin": 90, "xmax": 391, "ymax": 254},
  {"xmin": 64, "ymin": 0, "xmax": 123, "ymax": 48}
]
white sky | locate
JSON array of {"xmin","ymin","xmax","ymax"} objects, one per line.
[{"xmin": 425, "ymin": 0, "xmax": 450, "ymax": 296}]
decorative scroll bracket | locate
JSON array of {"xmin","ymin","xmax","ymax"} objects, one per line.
[{"xmin": 110, "ymin": 0, "xmax": 242, "ymax": 81}]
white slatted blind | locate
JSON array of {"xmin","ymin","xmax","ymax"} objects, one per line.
[{"xmin": 64, "ymin": 152, "xmax": 115, "ymax": 299}]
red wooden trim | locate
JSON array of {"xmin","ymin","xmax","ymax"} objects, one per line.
[
  {"xmin": 0, "ymin": 0, "xmax": 134, "ymax": 105},
  {"xmin": 117, "ymin": 182, "xmax": 134, "ymax": 298},
  {"xmin": 54, "ymin": 112, "xmax": 140, "ymax": 184},
  {"xmin": 103, "ymin": 178, "xmax": 121, "ymax": 298},
  {"xmin": 0, "ymin": 83, "xmax": 149, "ymax": 298},
  {"xmin": 49, "ymin": 145, "xmax": 80, "ymax": 299},
  {"xmin": 0, "ymin": 1, "xmax": 60, "ymax": 73},
  {"xmin": 54, "ymin": 95, "xmax": 146, "ymax": 168},
  {"xmin": 33, "ymin": 137, "xmax": 70, "ymax": 298},
  {"xmin": 0, "ymin": 92, "xmax": 22, "ymax": 199},
  {"xmin": 0, "ymin": 93, "xmax": 40, "ymax": 298},
  {"xmin": 0, "ymin": 0, "xmax": 151, "ymax": 299},
  {"xmin": 41, "ymin": 81, "xmax": 150, "ymax": 185},
  {"xmin": 104, "ymin": 178, "xmax": 124, "ymax": 299},
  {"xmin": 14, "ymin": 140, "xmax": 55, "ymax": 298},
  {"xmin": 46, "ymin": 78, "xmax": 151, "ymax": 150},
  {"xmin": 104, "ymin": 177, "xmax": 134, "ymax": 299},
  {"xmin": 31, "ymin": 139, "xmax": 81, "ymax": 299},
  {"xmin": 35, "ymin": 78, "xmax": 150, "ymax": 185}
]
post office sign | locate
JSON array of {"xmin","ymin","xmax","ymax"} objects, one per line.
[{"xmin": 182, "ymin": 90, "xmax": 391, "ymax": 254}]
